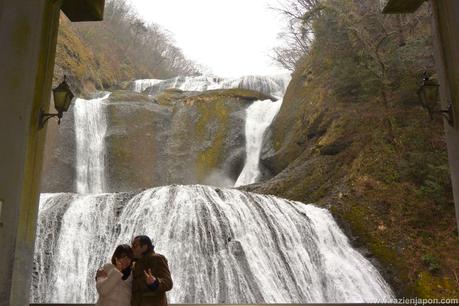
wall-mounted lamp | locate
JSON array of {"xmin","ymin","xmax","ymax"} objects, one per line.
[
  {"xmin": 417, "ymin": 75, "xmax": 454, "ymax": 126},
  {"xmin": 39, "ymin": 75, "xmax": 74, "ymax": 129}
]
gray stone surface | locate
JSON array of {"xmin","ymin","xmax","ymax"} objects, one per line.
[{"xmin": 40, "ymin": 89, "xmax": 258, "ymax": 192}]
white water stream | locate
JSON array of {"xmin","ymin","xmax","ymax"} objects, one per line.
[
  {"xmin": 31, "ymin": 185, "xmax": 394, "ymax": 303},
  {"xmin": 74, "ymin": 93, "xmax": 111, "ymax": 194},
  {"xmin": 234, "ymin": 99, "xmax": 283, "ymax": 186}
]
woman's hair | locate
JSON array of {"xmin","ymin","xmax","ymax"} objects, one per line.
[
  {"xmin": 134, "ymin": 235, "xmax": 154, "ymax": 252},
  {"xmin": 111, "ymin": 244, "xmax": 134, "ymax": 265}
]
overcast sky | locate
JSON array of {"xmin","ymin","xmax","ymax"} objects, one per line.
[{"xmin": 128, "ymin": 0, "xmax": 289, "ymax": 78}]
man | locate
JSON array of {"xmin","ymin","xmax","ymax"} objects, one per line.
[{"xmin": 131, "ymin": 235, "xmax": 173, "ymax": 306}]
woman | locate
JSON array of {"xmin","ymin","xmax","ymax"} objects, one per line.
[{"xmin": 95, "ymin": 244, "xmax": 134, "ymax": 306}]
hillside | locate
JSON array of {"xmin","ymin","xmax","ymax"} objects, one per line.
[
  {"xmin": 52, "ymin": 0, "xmax": 199, "ymax": 98},
  {"xmin": 244, "ymin": 0, "xmax": 459, "ymax": 298}
]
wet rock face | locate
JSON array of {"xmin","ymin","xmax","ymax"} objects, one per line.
[
  {"xmin": 104, "ymin": 96, "xmax": 173, "ymax": 192},
  {"xmin": 164, "ymin": 95, "xmax": 247, "ymax": 186},
  {"xmin": 41, "ymin": 89, "xmax": 257, "ymax": 192},
  {"xmin": 104, "ymin": 90, "xmax": 251, "ymax": 190}
]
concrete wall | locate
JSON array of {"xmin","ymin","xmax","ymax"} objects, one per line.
[
  {"xmin": 0, "ymin": 1, "xmax": 62, "ymax": 305},
  {"xmin": 0, "ymin": 1, "xmax": 105, "ymax": 304},
  {"xmin": 431, "ymin": 0, "xmax": 459, "ymax": 233}
]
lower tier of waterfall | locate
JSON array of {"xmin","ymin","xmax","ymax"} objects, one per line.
[{"xmin": 31, "ymin": 185, "xmax": 394, "ymax": 303}]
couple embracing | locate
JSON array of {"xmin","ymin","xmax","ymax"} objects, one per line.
[{"xmin": 95, "ymin": 235, "xmax": 173, "ymax": 306}]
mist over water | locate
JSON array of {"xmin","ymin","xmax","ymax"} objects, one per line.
[{"xmin": 31, "ymin": 185, "xmax": 394, "ymax": 303}]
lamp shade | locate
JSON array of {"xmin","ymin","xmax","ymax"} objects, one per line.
[{"xmin": 52, "ymin": 78, "xmax": 74, "ymax": 113}]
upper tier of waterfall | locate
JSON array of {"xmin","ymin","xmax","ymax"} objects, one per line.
[
  {"xmin": 32, "ymin": 185, "xmax": 394, "ymax": 304},
  {"xmin": 133, "ymin": 74, "xmax": 291, "ymax": 99}
]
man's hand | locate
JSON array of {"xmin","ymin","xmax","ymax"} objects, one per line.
[
  {"xmin": 144, "ymin": 268, "xmax": 156, "ymax": 285},
  {"xmin": 96, "ymin": 268, "xmax": 107, "ymax": 280}
]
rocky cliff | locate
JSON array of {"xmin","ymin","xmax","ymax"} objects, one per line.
[
  {"xmin": 41, "ymin": 88, "xmax": 271, "ymax": 193},
  {"xmin": 105, "ymin": 89, "xmax": 268, "ymax": 191},
  {"xmin": 53, "ymin": 15, "xmax": 137, "ymax": 98}
]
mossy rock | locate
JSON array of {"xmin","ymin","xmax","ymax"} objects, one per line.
[
  {"xmin": 415, "ymin": 271, "xmax": 458, "ymax": 298},
  {"xmin": 319, "ymin": 138, "xmax": 352, "ymax": 155},
  {"xmin": 196, "ymin": 88, "xmax": 276, "ymax": 102},
  {"xmin": 155, "ymin": 89, "xmax": 190, "ymax": 106},
  {"xmin": 109, "ymin": 90, "xmax": 154, "ymax": 102},
  {"xmin": 193, "ymin": 97, "xmax": 231, "ymax": 181}
]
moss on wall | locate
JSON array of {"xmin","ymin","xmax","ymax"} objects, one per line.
[{"xmin": 193, "ymin": 97, "xmax": 230, "ymax": 181}]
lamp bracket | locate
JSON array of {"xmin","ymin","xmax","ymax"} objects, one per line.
[{"xmin": 38, "ymin": 108, "xmax": 63, "ymax": 129}]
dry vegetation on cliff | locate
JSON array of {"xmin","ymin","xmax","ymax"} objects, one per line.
[
  {"xmin": 248, "ymin": 0, "xmax": 459, "ymax": 298},
  {"xmin": 53, "ymin": 0, "xmax": 200, "ymax": 97}
]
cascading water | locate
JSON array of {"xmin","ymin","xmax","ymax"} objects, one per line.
[
  {"xmin": 234, "ymin": 99, "xmax": 283, "ymax": 187},
  {"xmin": 31, "ymin": 185, "xmax": 394, "ymax": 303},
  {"xmin": 232, "ymin": 75, "xmax": 289, "ymax": 186},
  {"xmin": 74, "ymin": 93, "xmax": 110, "ymax": 194},
  {"xmin": 34, "ymin": 74, "xmax": 394, "ymax": 304},
  {"xmin": 217, "ymin": 75, "xmax": 289, "ymax": 99},
  {"xmin": 133, "ymin": 79, "xmax": 164, "ymax": 93},
  {"xmin": 133, "ymin": 74, "xmax": 290, "ymax": 99}
]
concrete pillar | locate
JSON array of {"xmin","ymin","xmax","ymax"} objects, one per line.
[
  {"xmin": 0, "ymin": 1, "xmax": 62, "ymax": 305},
  {"xmin": 430, "ymin": 0, "xmax": 459, "ymax": 233}
]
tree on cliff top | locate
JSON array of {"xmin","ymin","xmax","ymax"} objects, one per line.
[{"xmin": 273, "ymin": 0, "xmax": 434, "ymax": 105}]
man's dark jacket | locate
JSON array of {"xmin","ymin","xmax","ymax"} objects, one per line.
[{"xmin": 131, "ymin": 251, "xmax": 173, "ymax": 306}]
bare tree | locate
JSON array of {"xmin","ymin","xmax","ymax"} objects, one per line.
[
  {"xmin": 74, "ymin": 0, "xmax": 200, "ymax": 79},
  {"xmin": 271, "ymin": 0, "xmax": 323, "ymax": 70}
]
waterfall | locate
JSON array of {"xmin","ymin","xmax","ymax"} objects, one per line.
[
  {"xmin": 31, "ymin": 185, "xmax": 394, "ymax": 304},
  {"xmin": 133, "ymin": 74, "xmax": 290, "ymax": 99},
  {"xmin": 216, "ymin": 75, "xmax": 289, "ymax": 99},
  {"xmin": 35, "ymin": 74, "xmax": 395, "ymax": 304},
  {"xmin": 234, "ymin": 99, "xmax": 283, "ymax": 186},
  {"xmin": 133, "ymin": 79, "xmax": 164, "ymax": 93},
  {"xmin": 133, "ymin": 76, "xmax": 223, "ymax": 95},
  {"xmin": 74, "ymin": 93, "xmax": 110, "ymax": 194},
  {"xmin": 233, "ymin": 75, "xmax": 289, "ymax": 186}
]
